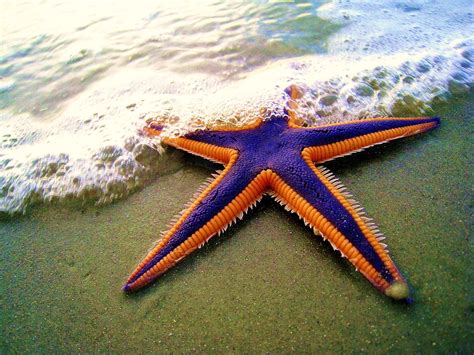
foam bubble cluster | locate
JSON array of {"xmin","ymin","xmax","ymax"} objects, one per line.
[
  {"xmin": 289, "ymin": 39, "xmax": 473, "ymax": 124},
  {"xmin": 0, "ymin": 69, "xmax": 285, "ymax": 214}
]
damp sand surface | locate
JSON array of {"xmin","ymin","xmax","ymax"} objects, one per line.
[{"xmin": 1, "ymin": 97, "xmax": 472, "ymax": 352}]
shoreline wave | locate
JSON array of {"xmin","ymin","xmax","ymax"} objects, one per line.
[{"xmin": 1, "ymin": 1, "xmax": 473, "ymax": 215}]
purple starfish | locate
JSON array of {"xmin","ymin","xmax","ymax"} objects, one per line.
[{"xmin": 124, "ymin": 85, "xmax": 439, "ymax": 300}]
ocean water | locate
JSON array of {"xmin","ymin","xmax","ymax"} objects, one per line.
[{"xmin": 0, "ymin": 0, "xmax": 472, "ymax": 214}]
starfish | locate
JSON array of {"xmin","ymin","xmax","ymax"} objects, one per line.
[{"xmin": 123, "ymin": 85, "xmax": 439, "ymax": 300}]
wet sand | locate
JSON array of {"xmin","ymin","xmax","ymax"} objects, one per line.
[{"xmin": 1, "ymin": 96, "xmax": 472, "ymax": 352}]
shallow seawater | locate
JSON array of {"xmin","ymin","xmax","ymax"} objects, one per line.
[{"xmin": 0, "ymin": 0, "xmax": 472, "ymax": 214}]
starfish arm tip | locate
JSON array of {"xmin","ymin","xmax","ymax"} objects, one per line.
[
  {"xmin": 384, "ymin": 281, "xmax": 410, "ymax": 301},
  {"xmin": 144, "ymin": 121, "xmax": 164, "ymax": 137}
]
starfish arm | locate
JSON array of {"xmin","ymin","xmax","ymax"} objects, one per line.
[
  {"xmin": 145, "ymin": 122, "xmax": 237, "ymax": 164},
  {"xmin": 270, "ymin": 155, "xmax": 409, "ymax": 300},
  {"xmin": 145, "ymin": 120, "xmax": 264, "ymax": 163},
  {"xmin": 289, "ymin": 116, "xmax": 440, "ymax": 163},
  {"xmin": 284, "ymin": 84, "xmax": 305, "ymax": 127},
  {"xmin": 123, "ymin": 159, "xmax": 269, "ymax": 292}
]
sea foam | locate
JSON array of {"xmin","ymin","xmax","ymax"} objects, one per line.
[{"xmin": 0, "ymin": 0, "xmax": 472, "ymax": 214}]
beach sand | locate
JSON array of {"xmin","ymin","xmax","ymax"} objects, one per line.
[{"xmin": 1, "ymin": 96, "xmax": 472, "ymax": 352}]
